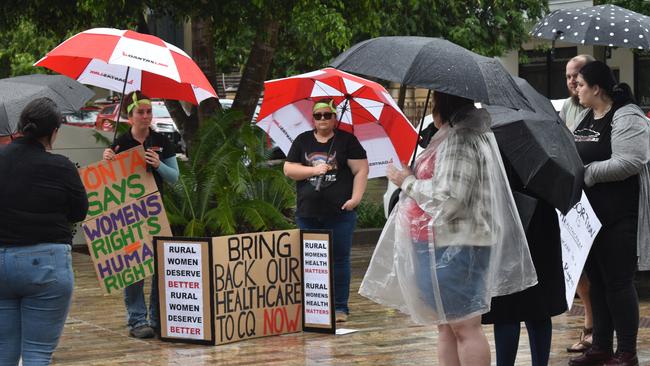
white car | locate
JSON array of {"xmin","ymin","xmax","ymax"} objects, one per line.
[
  {"xmin": 151, "ymin": 101, "xmax": 184, "ymax": 152},
  {"xmin": 219, "ymin": 98, "xmax": 260, "ymax": 122},
  {"xmin": 219, "ymin": 98, "xmax": 284, "ymax": 160}
]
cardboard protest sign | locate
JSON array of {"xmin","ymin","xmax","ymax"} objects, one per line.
[
  {"xmin": 212, "ymin": 229, "xmax": 303, "ymax": 345},
  {"xmin": 556, "ymin": 192, "xmax": 602, "ymax": 310},
  {"xmin": 79, "ymin": 146, "xmax": 171, "ymax": 294},
  {"xmin": 78, "ymin": 146, "xmax": 157, "ymax": 220},
  {"xmin": 155, "ymin": 237, "xmax": 215, "ymax": 344},
  {"xmin": 301, "ymin": 230, "xmax": 335, "ymax": 333},
  {"xmin": 82, "ymin": 192, "xmax": 171, "ymax": 294}
]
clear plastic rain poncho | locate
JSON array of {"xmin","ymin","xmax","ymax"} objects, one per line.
[{"xmin": 360, "ymin": 106, "xmax": 538, "ymax": 325}]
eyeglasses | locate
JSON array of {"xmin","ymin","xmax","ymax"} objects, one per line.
[{"xmin": 313, "ymin": 112, "xmax": 334, "ymax": 120}]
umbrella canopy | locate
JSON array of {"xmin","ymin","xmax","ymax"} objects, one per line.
[
  {"xmin": 531, "ymin": 4, "xmax": 650, "ymax": 49},
  {"xmin": 487, "ymin": 77, "xmax": 584, "ymax": 214},
  {"xmin": 0, "ymin": 74, "xmax": 94, "ymax": 136},
  {"xmin": 34, "ymin": 28, "xmax": 217, "ymax": 104},
  {"xmin": 329, "ymin": 36, "xmax": 533, "ymax": 111},
  {"xmin": 257, "ymin": 68, "xmax": 418, "ymax": 178}
]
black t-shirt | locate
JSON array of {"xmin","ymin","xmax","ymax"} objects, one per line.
[
  {"xmin": 0, "ymin": 138, "xmax": 89, "ymax": 246},
  {"xmin": 286, "ymin": 129, "xmax": 366, "ymax": 218},
  {"xmin": 111, "ymin": 128, "xmax": 176, "ymax": 193},
  {"xmin": 574, "ymin": 107, "xmax": 639, "ymax": 225}
]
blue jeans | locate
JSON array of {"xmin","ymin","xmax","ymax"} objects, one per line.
[
  {"xmin": 296, "ymin": 210, "xmax": 357, "ymax": 314},
  {"xmin": 0, "ymin": 244, "xmax": 74, "ymax": 366},
  {"xmin": 124, "ymin": 275, "xmax": 159, "ymax": 330}
]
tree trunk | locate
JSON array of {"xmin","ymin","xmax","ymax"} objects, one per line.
[
  {"xmin": 232, "ymin": 19, "xmax": 280, "ymax": 128},
  {"xmin": 136, "ymin": 12, "xmax": 150, "ymax": 34},
  {"xmin": 139, "ymin": 13, "xmax": 214, "ymax": 153},
  {"xmin": 397, "ymin": 84, "xmax": 407, "ymax": 110},
  {"xmin": 191, "ymin": 15, "xmax": 222, "ymax": 124}
]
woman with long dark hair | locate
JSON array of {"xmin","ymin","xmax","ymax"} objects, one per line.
[
  {"xmin": 569, "ymin": 61, "xmax": 650, "ymax": 366},
  {"xmin": 0, "ymin": 97, "xmax": 89, "ymax": 365}
]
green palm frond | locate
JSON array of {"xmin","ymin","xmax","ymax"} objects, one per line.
[
  {"xmin": 246, "ymin": 168, "xmax": 295, "ymax": 210},
  {"xmin": 236, "ymin": 199, "xmax": 295, "ymax": 230},
  {"xmin": 162, "ymin": 109, "xmax": 296, "ymax": 238},
  {"xmin": 184, "ymin": 218, "xmax": 207, "ymax": 237},
  {"xmin": 162, "ymin": 194, "xmax": 189, "ymax": 226},
  {"xmin": 207, "ymin": 199, "xmax": 237, "ymax": 235}
]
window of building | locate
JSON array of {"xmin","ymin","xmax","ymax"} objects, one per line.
[
  {"xmin": 635, "ymin": 52, "xmax": 650, "ymax": 109},
  {"xmin": 519, "ymin": 47, "xmax": 577, "ymax": 99}
]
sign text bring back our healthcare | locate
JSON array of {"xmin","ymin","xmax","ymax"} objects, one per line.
[{"xmin": 212, "ymin": 230, "xmax": 303, "ymax": 344}]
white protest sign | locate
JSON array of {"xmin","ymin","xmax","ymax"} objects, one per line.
[
  {"xmin": 303, "ymin": 239, "xmax": 332, "ymax": 325},
  {"xmin": 302, "ymin": 231, "xmax": 335, "ymax": 333},
  {"xmin": 556, "ymin": 192, "xmax": 601, "ymax": 310},
  {"xmin": 163, "ymin": 242, "xmax": 206, "ymax": 340}
]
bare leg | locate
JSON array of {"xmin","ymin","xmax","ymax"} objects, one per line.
[
  {"xmin": 448, "ymin": 316, "xmax": 491, "ymax": 366},
  {"xmin": 568, "ymin": 273, "xmax": 594, "ymax": 352},
  {"xmin": 438, "ymin": 324, "xmax": 461, "ymax": 366},
  {"xmin": 576, "ymin": 273, "xmax": 593, "ymax": 330}
]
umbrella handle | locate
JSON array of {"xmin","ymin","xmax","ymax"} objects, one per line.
[
  {"xmin": 112, "ymin": 66, "xmax": 131, "ymax": 143},
  {"xmin": 410, "ymin": 89, "xmax": 432, "ymax": 169}
]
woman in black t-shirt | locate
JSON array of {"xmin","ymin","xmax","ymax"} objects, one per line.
[
  {"xmin": 102, "ymin": 91, "xmax": 179, "ymax": 339},
  {"xmin": 569, "ymin": 61, "xmax": 650, "ymax": 366},
  {"xmin": 284, "ymin": 98, "xmax": 368, "ymax": 323}
]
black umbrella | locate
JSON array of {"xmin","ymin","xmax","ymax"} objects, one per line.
[
  {"xmin": 0, "ymin": 74, "xmax": 94, "ymax": 136},
  {"xmin": 487, "ymin": 77, "xmax": 584, "ymax": 214},
  {"xmin": 531, "ymin": 4, "xmax": 650, "ymax": 50},
  {"xmin": 330, "ymin": 36, "xmax": 533, "ymax": 112}
]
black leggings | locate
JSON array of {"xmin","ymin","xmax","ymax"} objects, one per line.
[
  {"xmin": 585, "ymin": 217, "xmax": 639, "ymax": 353},
  {"xmin": 494, "ymin": 318, "xmax": 552, "ymax": 366}
]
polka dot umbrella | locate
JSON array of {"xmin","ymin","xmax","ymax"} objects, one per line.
[{"xmin": 531, "ymin": 4, "xmax": 650, "ymax": 49}]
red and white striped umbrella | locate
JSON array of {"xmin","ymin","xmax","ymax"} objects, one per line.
[
  {"xmin": 257, "ymin": 68, "xmax": 417, "ymax": 178},
  {"xmin": 34, "ymin": 28, "xmax": 217, "ymax": 104}
]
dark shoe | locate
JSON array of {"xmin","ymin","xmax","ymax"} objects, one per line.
[
  {"xmin": 129, "ymin": 324, "xmax": 155, "ymax": 339},
  {"xmin": 604, "ymin": 351, "xmax": 639, "ymax": 366},
  {"xmin": 569, "ymin": 346, "xmax": 613, "ymax": 366}
]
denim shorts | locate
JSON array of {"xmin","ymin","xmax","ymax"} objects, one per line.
[{"xmin": 414, "ymin": 243, "xmax": 491, "ymax": 320}]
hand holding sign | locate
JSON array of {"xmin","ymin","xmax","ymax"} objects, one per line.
[{"xmin": 102, "ymin": 145, "xmax": 119, "ymax": 160}]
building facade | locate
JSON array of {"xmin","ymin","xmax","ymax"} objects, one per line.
[{"xmin": 499, "ymin": 0, "xmax": 650, "ymax": 110}]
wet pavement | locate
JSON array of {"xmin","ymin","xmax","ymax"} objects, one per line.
[{"xmin": 52, "ymin": 242, "xmax": 650, "ymax": 365}]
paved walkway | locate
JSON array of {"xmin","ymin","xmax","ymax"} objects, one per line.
[{"xmin": 51, "ymin": 243, "xmax": 650, "ymax": 365}]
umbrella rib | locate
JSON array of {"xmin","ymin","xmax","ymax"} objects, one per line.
[
  {"xmin": 401, "ymin": 41, "xmax": 435, "ymax": 90},
  {"xmin": 46, "ymin": 85, "xmax": 79, "ymax": 112}
]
